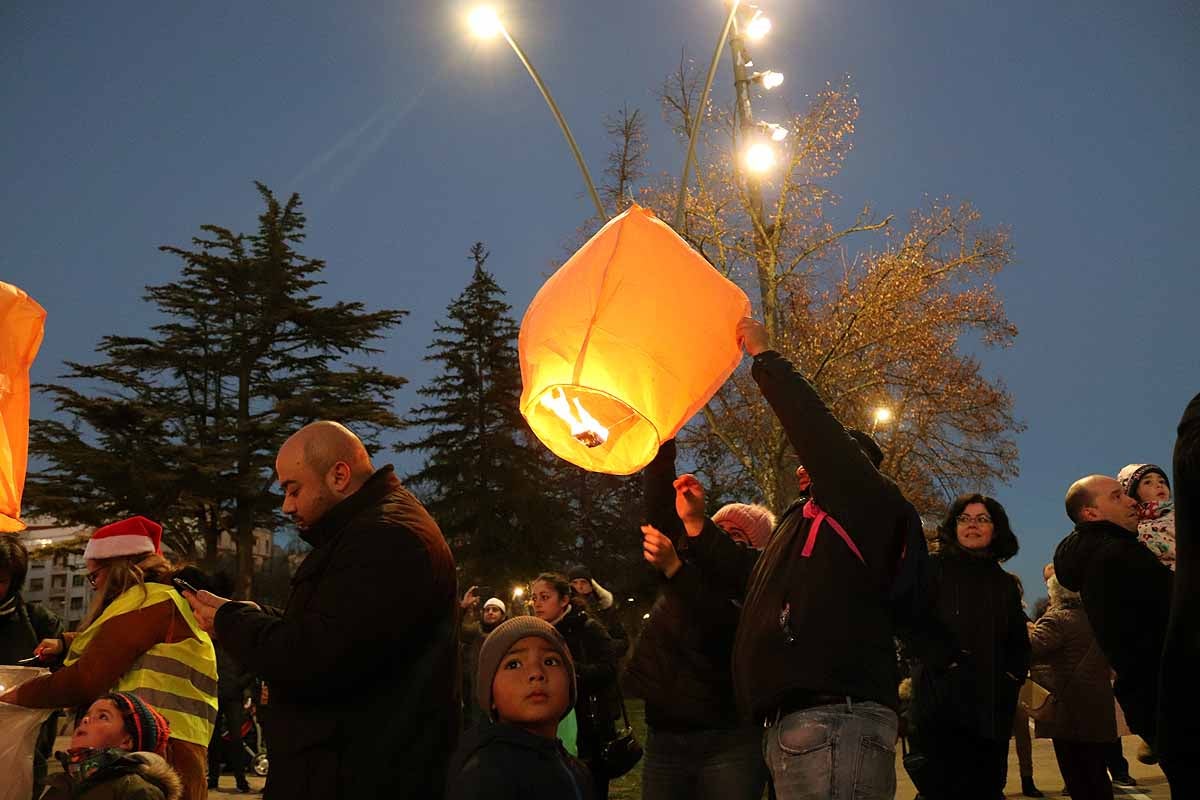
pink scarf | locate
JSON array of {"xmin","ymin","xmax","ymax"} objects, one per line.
[{"xmin": 800, "ymin": 501, "xmax": 865, "ymax": 564}]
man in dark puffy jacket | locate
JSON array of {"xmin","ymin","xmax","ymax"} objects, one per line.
[
  {"xmin": 185, "ymin": 421, "xmax": 459, "ymax": 800},
  {"xmin": 1054, "ymin": 473, "xmax": 1173, "ymax": 786},
  {"xmin": 679, "ymin": 318, "xmax": 914, "ymax": 800}
]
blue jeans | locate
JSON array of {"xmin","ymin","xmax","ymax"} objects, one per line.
[
  {"xmin": 764, "ymin": 699, "xmax": 898, "ymax": 800},
  {"xmin": 642, "ymin": 726, "xmax": 769, "ymax": 800}
]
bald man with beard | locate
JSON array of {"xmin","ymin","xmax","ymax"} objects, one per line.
[{"xmin": 186, "ymin": 421, "xmax": 459, "ymax": 799}]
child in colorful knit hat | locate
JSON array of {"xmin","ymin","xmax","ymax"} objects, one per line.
[
  {"xmin": 446, "ymin": 616, "xmax": 594, "ymax": 800},
  {"xmin": 1118, "ymin": 463, "xmax": 1176, "ymax": 570},
  {"xmin": 41, "ymin": 692, "xmax": 182, "ymax": 800}
]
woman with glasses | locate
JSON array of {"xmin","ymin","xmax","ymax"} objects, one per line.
[
  {"xmin": 906, "ymin": 494, "xmax": 1032, "ymax": 799},
  {"xmin": 0, "ymin": 517, "xmax": 216, "ymax": 800}
]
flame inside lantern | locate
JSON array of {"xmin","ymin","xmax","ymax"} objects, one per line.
[{"xmin": 539, "ymin": 386, "xmax": 610, "ymax": 448}]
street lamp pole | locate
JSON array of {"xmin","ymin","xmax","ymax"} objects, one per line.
[
  {"xmin": 729, "ymin": 12, "xmax": 767, "ymax": 230},
  {"xmin": 672, "ymin": 0, "xmax": 742, "ymax": 230},
  {"xmin": 473, "ymin": 9, "xmax": 607, "ymax": 221}
]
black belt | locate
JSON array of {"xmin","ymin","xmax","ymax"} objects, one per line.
[{"xmin": 763, "ymin": 690, "xmax": 860, "ymax": 725}]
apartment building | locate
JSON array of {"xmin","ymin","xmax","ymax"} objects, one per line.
[{"xmin": 20, "ymin": 519, "xmax": 95, "ymax": 631}]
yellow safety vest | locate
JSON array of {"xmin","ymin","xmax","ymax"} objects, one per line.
[{"xmin": 65, "ymin": 582, "xmax": 218, "ymax": 746}]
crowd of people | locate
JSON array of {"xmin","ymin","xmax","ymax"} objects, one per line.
[{"xmin": 1, "ymin": 316, "xmax": 1197, "ymax": 800}]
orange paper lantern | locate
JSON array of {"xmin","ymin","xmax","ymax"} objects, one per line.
[
  {"xmin": 0, "ymin": 282, "xmax": 46, "ymax": 532},
  {"xmin": 519, "ymin": 205, "xmax": 751, "ymax": 475}
]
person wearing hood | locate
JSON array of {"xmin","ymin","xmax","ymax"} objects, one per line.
[
  {"xmin": 1054, "ymin": 474, "xmax": 1174, "ymax": 786},
  {"xmin": 41, "ymin": 692, "xmax": 183, "ymax": 800},
  {"xmin": 567, "ymin": 565, "xmax": 628, "ymax": 658},
  {"xmin": 625, "ymin": 439, "xmax": 771, "ymax": 800},
  {"xmin": 1028, "ymin": 575, "xmax": 1118, "ymax": 800},
  {"xmin": 1116, "ymin": 463, "xmax": 1176, "ymax": 570},
  {"xmin": 447, "ymin": 616, "xmax": 594, "ymax": 800},
  {"xmin": 906, "ymin": 494, "xmax": 1030, "ymax": 799}
]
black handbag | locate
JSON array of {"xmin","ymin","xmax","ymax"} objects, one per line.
[
  {"xmin": 900, "ymin": 734, "xmax": 939, "ymax": 795},
  {"xmin": 592, "ymin": 685, "xmax": 643, "ymax": 780}
]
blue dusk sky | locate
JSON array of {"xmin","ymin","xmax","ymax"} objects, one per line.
[{"xmin": 3, "ymin": 1, "xmax": 1197, "ymax": 598}]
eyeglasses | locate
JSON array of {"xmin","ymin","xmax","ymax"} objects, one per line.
[
  {"xmin": 957, "ymin": 514, "xmax": 993, "ymax": 525},
  {"xmin": 86, "ymin": 567, "xmax": 107, "ymax": 588}
]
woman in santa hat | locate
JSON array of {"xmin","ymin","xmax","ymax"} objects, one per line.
[{"xmin": 0, "ymin": 516, "xmax": 217, "ymax": 800}]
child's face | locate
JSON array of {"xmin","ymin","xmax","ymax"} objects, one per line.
[
  {"xmin": 72, "ymin": 699, "xmax": 133, "ymax": 751},
  {"xmin": 491, "ymin": 636, "xmax": 570, "ymax": 736},
  {"xmin": 1136, "ymin": 473, "xmax": 1171, "ymax": 504}
]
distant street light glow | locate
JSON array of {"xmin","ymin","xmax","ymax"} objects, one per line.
[
  {"xmin": 746, "ymin": 12, "xmax": 772, "ymax": 40},
  {"xmin": 467, "ymin": 6, "xmax": 503, "ymax": 38},
  {"xmin": 761, "ymin": 70, "xmax": 784, "ymax": 90},
  {"xmin": 744, "ymin": 141, "xmax": 777, "ymax": 174},
  {"xmin": 874, "ymin": 407, "xmax": 893, "ymax": 425},
  {"xmin": 512, "ymin": 586, "xmax": 525, "ymax": 599}
]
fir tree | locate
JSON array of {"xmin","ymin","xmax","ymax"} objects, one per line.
[
  {"xmin": 402, "ymin": 243, "xmax": 564, "ymax": 589},
  {"xmin": 28, "ymin": 183, "xmax": 407, "ymax": 596}
]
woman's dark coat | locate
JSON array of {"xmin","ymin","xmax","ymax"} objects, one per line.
[
  {"xmin": 911, "ymin": 543, "xmax": 1031, "ymax": 741},
  {"xmin": 554, "ymin": 604, "xmax": 619, "ymax": 757}
]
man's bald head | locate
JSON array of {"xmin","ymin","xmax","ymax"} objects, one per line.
[
  {"xmin": 276, "ymin": 421, "xmax": 376, "ymax": 530},
  {"xmin": 284, "ymin": 421, "xmax": 374, "ymax": 482},
  {"xmin": 1065, "ymin": 474, "xmax": 1139, "ymax": 531}
]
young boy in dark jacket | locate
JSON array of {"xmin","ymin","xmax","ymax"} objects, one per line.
[{"xmin": 447, "ymin": 617, "xmax": 594, "ymax": 800}]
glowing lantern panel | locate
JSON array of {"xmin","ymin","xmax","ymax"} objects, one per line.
[
  {"xmin": 0, "ymin": 282, "xmax": 47, "ymax": 532},
  {"xmin": 519, "ymin": 205, "xmax": 750, "ymax": 474}
]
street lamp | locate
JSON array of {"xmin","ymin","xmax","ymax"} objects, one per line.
[
  {"xmin": 756, "ymin": 70, "xmax": 785, "ymax": 90},
  {"xmin": 467, "ymin": 6, "xmax": 607, "ymax": 221},
  {"xmin": 467, "ymin": 6, "xmax": 502, "ymax": 38},
  {"xmin": 743, "ymin": 141, "xmax": 776, "ymax": 174},
  {"xmin": 511, "ymin": 585, "xmax": 525, "ymax": 599},
  {"xmin": 745, "ymin": 11, "xmax": 772, "ymax": 40},
  {"xmin": 871, "ymin": 406, "xmax": 893, "ymax": 434}
]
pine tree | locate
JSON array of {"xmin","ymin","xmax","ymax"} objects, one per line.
[
  {"xmin": 27, "ymin": 183, "xmax": 407, "ymax": 596},
  {"xmin": 402, "ymin": 243, "xmax": 565, "ymax": 590}
]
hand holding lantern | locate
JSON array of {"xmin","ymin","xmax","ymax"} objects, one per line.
[{"xmin": 736, "ymin": 317, "xmax": 771, "ymax": 357}]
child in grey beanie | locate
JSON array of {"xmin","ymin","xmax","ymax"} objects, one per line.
[{"xmin": 448, "ymin": 616, "xmax": 594, "ymax": 799}]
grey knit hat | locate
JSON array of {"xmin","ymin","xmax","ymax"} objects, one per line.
[{"xmin": 476, "ymin": 616, "xmax": 576, "ymax": 718}]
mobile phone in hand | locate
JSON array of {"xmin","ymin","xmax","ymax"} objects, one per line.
[{"xmin": 173, "ymin": 577, "xmax": 200, "ymax": 595}]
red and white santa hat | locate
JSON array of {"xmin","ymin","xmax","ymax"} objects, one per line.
[{"xmin": 83, "ymin": 516, "xmax": 164, "ymax": 561}]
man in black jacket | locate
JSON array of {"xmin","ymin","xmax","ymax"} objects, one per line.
[
  {"xmin": 186, "ymin": 421, "xmax": 459, "ymax": 799},
  {"xmin": 1054, "ymin": 473, "xmax": 1174, "ymax": 784},
  {"xmin": 679, "ymin": 318, "xmax": 913, "ymax": 800}
]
